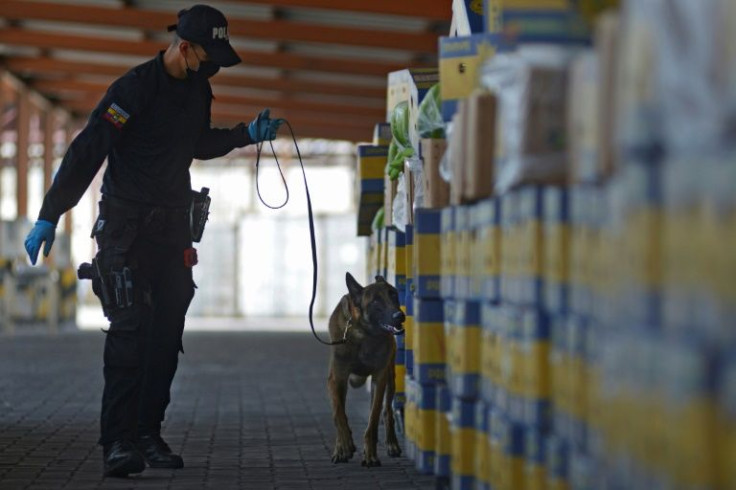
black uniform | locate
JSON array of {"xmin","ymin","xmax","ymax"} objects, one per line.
[{"xmin": 39, "ymin": 52, "xmax": 251, "ymax": 446}]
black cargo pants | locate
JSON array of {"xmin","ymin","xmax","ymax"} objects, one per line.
[{"xmin": 91, "ymin": 196, "xmax": 195, "ymax": 447}]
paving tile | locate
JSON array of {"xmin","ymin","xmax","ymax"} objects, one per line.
[{"xmin": 0, "ymin": 329, "xmax": 436, "ymax": 489}]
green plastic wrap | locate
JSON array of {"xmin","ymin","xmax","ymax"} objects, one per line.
[
  {"xmin": 386, "ymin": 140, "xmax": 414, "ymax": 181},
  {"xmin": 387, "ymin": 101, "xmax": 415, "ymax": 181},
  {"xmin": 390, "ymin": 101, "xmax": 411, "ymax": 147},
  {"xmin": 371, "ymin": 206, "xmax": 385, "ymax": 231},
  {"xmin": 416, "ymin": 83, "xmax": 445, "ymax": 138}
]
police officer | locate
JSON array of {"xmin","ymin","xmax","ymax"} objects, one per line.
[{"xmin": 23, "ymin": 4, "xmax": 281, "ymax": 478}]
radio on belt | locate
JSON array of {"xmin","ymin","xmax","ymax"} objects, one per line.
[{"xmin": 190, "ymin": 187, "xmax": 211, "ymax": 243}]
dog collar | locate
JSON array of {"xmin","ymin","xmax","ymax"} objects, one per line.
[{"xmin": 342, "ymin": 319, "xmax": 352, "ymax": 342}]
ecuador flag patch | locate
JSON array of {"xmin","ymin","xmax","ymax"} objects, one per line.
[{"xmin": 102, "ymin": 102, "xmax": 129, "ymax": 129}]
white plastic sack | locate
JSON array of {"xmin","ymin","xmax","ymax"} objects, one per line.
[
  {"xmin": 406, "ymin": 156, "xmax": 425, "ymax": 212},
  {"xmin": 392, "ymin": 171, "xmax": 408, "ymax": 233}
]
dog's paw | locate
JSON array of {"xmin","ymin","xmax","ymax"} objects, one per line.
[
  {"xmin": 331, "ymin": 444, "xmax": 354, "ymax": 463},
  {"xmin": 386, "ymin": 441, "xmax": 402, "ymax": 458},
  {"xmin": 361, "ymin": 452, "xmax": 382, "ymax": 467},
  {"xmin": 331, "ymin": 454, "xmax": 349, "ymax": 464}
]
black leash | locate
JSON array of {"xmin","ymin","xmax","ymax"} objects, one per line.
[{"xmin": 254, "ymin": 120, "xmax": 346, "ymax": 346}]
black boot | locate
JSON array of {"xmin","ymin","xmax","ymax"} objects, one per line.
[
  {"xmin": 136, "ymin": 434, "xmax": 184, "ymax": 469},
  {"xmin": 103, "ymin": 440, "xmax": 145, "ymax": 478}
]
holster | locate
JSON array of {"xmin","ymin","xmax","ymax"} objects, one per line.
[
  {"xmin": 79, "ymin": 198, "xmax": 147, "ymax": 330},
  {"xmin": 190, "ymin": 187, "xmax": 210, "ymax": 243},
  {"xmin": 77, "ymin": 259, "xmax": 134, "ymax": 310}
]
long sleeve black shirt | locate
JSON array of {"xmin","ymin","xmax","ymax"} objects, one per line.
[{"xmin": 39, "ymin": 52, "xmax": 251, "ymax": 224}]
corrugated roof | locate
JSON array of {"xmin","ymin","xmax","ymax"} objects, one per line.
[{"xmin": 0, "ymin": 0, "xmax": 451, "ymax": 141}]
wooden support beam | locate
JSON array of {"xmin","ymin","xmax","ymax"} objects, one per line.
[
  {"xmin": 213, "ymin": 112, "xmax": 369, "ymax": 142},
  {"xmin": 31, "ymin": 78, "xmax": 386, "ymax": 120},
  {"xmin": 64, "ymin": 124, "xmax": 76, "ymax": 233},
  {"xmin": 221, "ymin": 0, "xmax": 451, "ymax": 21},
  {"xmin": 62, "ymin": 102, "xmax": 372, "ymax": 142},
  {"xmin": 61, "ymin": 97, "xmax": 379, "ymax": 135},
  {"xmin": 210, "ymin": 102, "xmax": 376, "ymax": 132},
  {"xmin": 41, "ymin": 109, "xmax": 56, "ymax": 262},
  {"xmin": 43, "ymin": 110, "xmax": 55, "ymax": 192},
  {"xmin": 0, "ymin": 28, "xmax": 408, "ymax": 77},
  {"xmin": 17, "ymin": 89, "xmax": 30, "ymax": 218},
  {"xmin": 4, "ymin": 56, "xmax": 387, "ymax": 100},
  {"xmin": 0, "ymin": 0, "xmax": 441, "ymax": 53}
]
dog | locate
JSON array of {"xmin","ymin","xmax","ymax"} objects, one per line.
[{"xmin": 327, "ymin": 272, "xmax": 405, "ymax": 466}]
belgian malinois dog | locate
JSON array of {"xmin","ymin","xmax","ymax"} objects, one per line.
[{"xmin": 327, "ymin": 273, "xmax": 405, "ymax": 466}]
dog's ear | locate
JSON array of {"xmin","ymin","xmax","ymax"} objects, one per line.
[
  {"xmin": 375, "ymin": 275, "xmax": 386, "ymax": 283},
  {"xmin": 346, "ymin": 272, "xmax": 363, "ymax": 304}
]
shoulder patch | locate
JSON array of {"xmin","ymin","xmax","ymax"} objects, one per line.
[{"xmin": 102, "ymin": 102, "xmax": 130, "ymax": 129}]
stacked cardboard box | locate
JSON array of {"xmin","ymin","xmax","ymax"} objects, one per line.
[
  {"xmin": 356, "ymin": 144, "xmax": 387, "ymax": 237},
  {"xmin": 360, "ymin": 2, "xmax": 735, "ymax": 489}
]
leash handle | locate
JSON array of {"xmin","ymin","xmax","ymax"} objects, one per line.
[
  {"xmin": 254, "ymin": 140, "xmax": 289, "ymax": 210},
  {"xmin": 255, "ymin": 120, "xmax": 345, "ymax": 346}
]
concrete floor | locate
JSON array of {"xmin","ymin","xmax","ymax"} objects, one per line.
[{"xmin": 0, "ymin": 325, "xmax": 435, "ymax": 489}]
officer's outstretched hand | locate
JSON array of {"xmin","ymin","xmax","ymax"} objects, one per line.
[
  {"xmin": 247, "ymin": 108, "xmax": 284, "ymax": 143},
  {"xmin": 24, "ymin": 220, "xmax": 56, "ymax": 265}
]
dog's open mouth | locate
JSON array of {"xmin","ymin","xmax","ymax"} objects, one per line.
[{"xmin": 381, "ymin": 323, "xmax": 405, "ymax": 335}]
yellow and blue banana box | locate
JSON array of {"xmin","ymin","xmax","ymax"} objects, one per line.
[
  {"xmin": 404, "ymin": 377, "xmax": 417, "ymax": 461},
  {"xmin": 356, "ymin": 144, "xmax": 387, "ymax": 237},
  {"xmin": 521, "ymin": 308, "xmax": 552, "ymax": 432},
  {"xmin": 497, "ymin": 413, "xmax": 526, "ymax": 490},
  {"xmin": 439, "ymin": 33, "xmax": 502, "ymax": 121},
  {"xmin": 413, "ymin": 298, "xmax": 446, "ymax": 384},
  {"xmin": 450, "ymin": 300, "xmax": 483, "ymax": 400},
  {"xmin": 413, "ymin": 209, "xmax": 442, "ymax": 298},
  {"xmin": 501, "ymin": 192, "xmax": 522, "ymax": 304},
  {"xmin": 372, "ymin": 122, "xmax": 392, "ymax": 146},
  {"xmin": 451, "ymin": 397, "xmax": 477, "ymax": 490},
  {"xmin": 481, "ymin": 302, "xmax": 502, "ymax": 405},
  {"xmin": 524, "ymin": 427, "xmax": 547, "ymax": 490},
  {"xmin": 404, "ymin": 224, "xmax": 414, "ymax": 286},
  {"xmin": 415, "ymin": 382, "xmax": 437, "ymax": 475},
  {"xmin": 455, "ymin": 205, "xmax": 473, "ymax": 300},
  {"xmin": 404, "ymin": 283, "xmax": 415, "ymax": 376},
  {"xmin": 484, "ymin": 0, "xmax": 570, "ymax": 34},
  {"xmin": 387, "ymin": 228, "xmax": 406, "ymax": 292},
  {"xmin": 394, "ymin": 345, "xmax": 407, "ymax": 408},
  {"xmin": 435, "ymin": 383, "xmax": 453, "ymax": 478},
  {"xmin": 518, "ymin": 186, "xmax": 545, "ymax": 307},
  {"xmin": 543, "ymin": 186, "xmax": 570, "ymax": 314},
  {"xmin": 476, "ymin": 198, "xmax": 502, "ymax": 303},
  {"xmin": 475, "ymin": 401, "xmax": 492, "ymax": 490},
  {"xmin": 545, "ymin": 434, "xmax": 570, "ymax": 490},
  {"xmin": 440, "ymin": 206, "xmax": 457, "ymax": 300},
  {"xmin": 499, "ymin": 305, "xmax": 526, "ymax": 424}
]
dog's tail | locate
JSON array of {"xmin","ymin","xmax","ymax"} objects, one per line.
[{"xmin": 349, "ymin": 374, "xmax": 368, "ymax": 389}]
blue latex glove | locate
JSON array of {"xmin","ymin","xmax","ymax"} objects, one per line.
[
  {"xmin": 24, "ymin": 220, "xmax": 56, "ymax": 265},
  {"xmin": 247, "ymin": 108, "xmax": 284, "ymax": 143}
]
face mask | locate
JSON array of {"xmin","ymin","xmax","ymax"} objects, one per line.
[
  {"xmin": 198, "ymin": 61, "xmax": 220, "ymax": 79},
  {"xmin": 184, "ymin": 51, "xmax": 198, "ymax": 79},
  {"xmin": 183, "ymin": 46, "xmax": 219, "ymax": 79}
]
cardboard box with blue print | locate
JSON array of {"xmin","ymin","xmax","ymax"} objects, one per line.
[
  {"xmin": 356, "ymin": 144, "xmax": 387, "ymax": 236},
  {"xmin": 373, "ymin": 122, "xmax": 392, "ymax": 146},
  {"xmin": 483, "ymin": 0, "xmax": 615, "ymax": 41},
  {"xmin": 500, "ymin": 8, "xmax": 592, "ymax": 45},
  {"xmin": 453, "ymin": 0, "xmax": 485, "ymax": 35},
  {"xmin": 439, "ymin": 33, "xmax": 502, "ymax": 122}
]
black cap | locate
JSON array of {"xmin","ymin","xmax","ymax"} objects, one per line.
[{"xmin": 168, "ymin": 5, "xmax": 241, "ymax": 67}]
